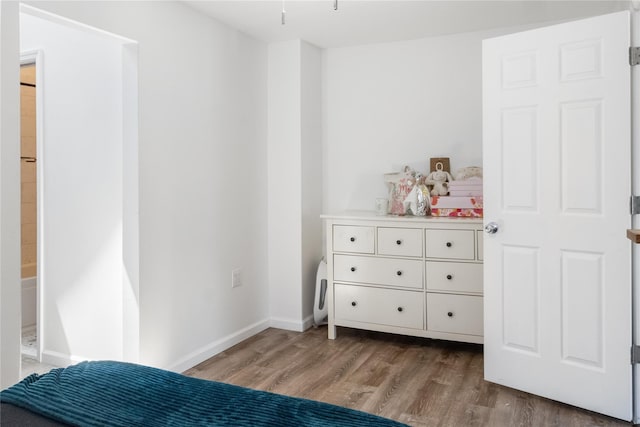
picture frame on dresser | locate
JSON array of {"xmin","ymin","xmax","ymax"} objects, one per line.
[{"xmin": 322, "ymin": 211, "xmax": 484, "ymax": 345}]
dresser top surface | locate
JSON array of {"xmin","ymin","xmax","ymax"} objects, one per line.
[{"xmin": 322, "ymin": 210, "xmax": 483, "ymax": 224}]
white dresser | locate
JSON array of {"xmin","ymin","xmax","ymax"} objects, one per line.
[{"xmin": 323, "ymin": 212, "xmax": 484, "ymax": 344}]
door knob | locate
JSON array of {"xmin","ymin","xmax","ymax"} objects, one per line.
[{"xmin": 485, "ymin": 222, "xmax": 499, "ymax": 234}]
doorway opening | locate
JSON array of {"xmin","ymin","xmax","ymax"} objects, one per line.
[
  {"xmin": 19, "ymin": 50, "xmax": 51, "ymax": 378},
  {"xmin": 16, "ymin": 4, "xmax": 140, "ymax": 377},
  {"xmin": 19, "ymin": 61, "xmax": 38, "ymax": 361}
]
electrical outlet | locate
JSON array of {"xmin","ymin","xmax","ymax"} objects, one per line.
[{"xmin": 232, "ymin": 268, "xmax": 242, "ymax": 288}]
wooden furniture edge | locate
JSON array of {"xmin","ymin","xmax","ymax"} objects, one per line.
[{"xmin": 626, "ymin": 229, "xmax": 640, "ymax": 243}]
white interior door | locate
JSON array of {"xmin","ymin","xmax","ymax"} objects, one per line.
[{"xmin": 483, "ymin": 11, "xmax": 632, "ymax": 420}]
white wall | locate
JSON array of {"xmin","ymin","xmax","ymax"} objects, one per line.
[
  {"xmin": 0, "ymin": 0, "xmax": 22, "ymax": 389},
  {"xmin": 122, "ymin": 42, "xmax": 140, "ymax": 363},
  {"xmin": 321, "ymin": 11, "xmax": 638, "ymax": 215},
  {"xmin": 21, "ymin": 11, "xmax": 125, "ymax": 364},
  {"xmin": 267, "ymin": 40, "xmax": 323, "ymax": 331},
  {"xmin": 300, "ymin": 42, "xmax": 323, "ymax": 322},
  {"xmin": 267, "ymin": 40, "xmax": 303, "ymax": 328},
  {"xmin": 324, "ymin": 29, "xmax": 502, "ymax": 213},
  {"xmin": 21, "ymin": 1, "xmax": 270, "ymax": 371}
]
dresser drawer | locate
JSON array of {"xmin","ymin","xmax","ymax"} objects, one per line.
[
  {"xmin": 333, "ymin": 225, "xmax": 375, "ymax": 254},
  {"xmin": 335, "ymin": 284, "xmax": 423, "ymax": 329},
  {"xmin": 426, "ymin": 293, "xmax": 483, "ymax": 336},
  {"xmin": 426, "ymin": 261, "xmax": 483, "ymax": 294},
  {"xmin": 378, "ymin": 227, "xmax": 423, "ymax": 257},
  {"xmin": 334, "ymin": 255, "xmax": 423, "ymax": 289},
  {"xmin": 426, "ymin": 229, "xmax": 475, "ymax": 260}
]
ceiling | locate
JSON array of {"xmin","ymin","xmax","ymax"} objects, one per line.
[{"xmin": 183, "ymin": 0, "xmax": 630, "ymax": 48}]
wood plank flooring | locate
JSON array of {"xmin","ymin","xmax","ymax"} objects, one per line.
[{"xmin": 183, "ymin": 327, "xmax": 630, "ymax": 427}]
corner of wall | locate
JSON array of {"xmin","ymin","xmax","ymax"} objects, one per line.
[{"xmin": 269, "ymin": 315, "xmax": 314, "ymax": 332}]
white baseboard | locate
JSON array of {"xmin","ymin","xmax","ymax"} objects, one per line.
[
  {"xmin": 269, "ymin": 315, "xmax": 314, "ymax": 332},
  {"xmin": 165, "ymin": 319, "xmax": 270, "ymax": 374},
  {"xmin": 41, "ymin": 350, "xmax": 88, "ymax": 368},
  {"xmin": 40, "ymin": 316, "xmax": 314, "ymax": 375}
]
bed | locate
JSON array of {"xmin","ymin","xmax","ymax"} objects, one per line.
[{"xmin": 0, "ymin": 361, "xmax": 407, "ymax": 426}]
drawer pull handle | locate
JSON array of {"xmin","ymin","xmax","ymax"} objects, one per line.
[
  {"xmin": 446, "ymin": 242, "xmax": 453, "ymax": 248},
  {"xmin": 396, "ymin": 270, "xmax": 402, "ymax": 276},
  {"xmin": 350, "ymin": 237, "xmax": 356, "ymax": 242},
  {"xmin": 396, "ymin": 239, "xmax": 402, "ymax": 245},
  {"xmin": 446, "ymin": 274, "xmax": 453, "ymax": 280},
  {"xmin": 350, "ymin": 267, "xmax": 356, "ymax": 272},
  {"xmin": 397, "ymin": 307, "xmax": 403, "ymax": 312},
  {"xmin": 447, "ymin": 311, "xmax": 454, "ymax": 318},
  {"xmin": 351, "ymin": 301, "xmax": 357, "ymax": 307}
]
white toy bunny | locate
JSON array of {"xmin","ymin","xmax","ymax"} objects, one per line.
[{"xmin": 426, "ymin": 162, "xmax": 453, "ymax": 196}]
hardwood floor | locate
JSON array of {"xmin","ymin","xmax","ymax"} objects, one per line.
[{"xmin": 184, "ymin": 327, "xmax": 630, "ymax": 427}]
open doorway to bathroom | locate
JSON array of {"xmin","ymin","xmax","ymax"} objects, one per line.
[
  {"xmin": 20, "ymin": 61, "xmax": 38, "ymax": 361},
  {"xmin": 19, "ymin": 62, "xmax": 38, "ymax": 363},
  {"xmin": 19, "ymin": 53, "xmax": 56, "ymax": 379},
  {"xmin": 16, "ymin": 5, "xmax": 140, "ymax": 375}
]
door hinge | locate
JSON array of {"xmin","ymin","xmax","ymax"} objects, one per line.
[
  {"xmin": 631, "ymin": 196, "xmax": 640, "ymax": 214},
  {"xmin": 632, "ymin": 346, "xmax": 640, "ymax": 364},
  {"xmin": 630, "ymin": 47, "xmax": 640, "ymax": 66}
]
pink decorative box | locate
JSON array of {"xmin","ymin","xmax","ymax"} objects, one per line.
[
  {"xmin": 449, "ymin": 178, "xmax": 482, "ymax": 187},
  {"xmin": 431, "ymin": 208, "xmax": 484, "ymax": 217},
  {"xmin": 430, "ymin": 196, "xmax": 483, "ymax": 209},
  {"xmin": 449, "ymin": 190, "xmax": 483, "ymax": 197},
  {"xmin": 448, "ymin": 183, "xmax": 483, "ymax": 190}
]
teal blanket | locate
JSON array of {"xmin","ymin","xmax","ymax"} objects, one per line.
[{"xmin": 0, "ymin": 361, "xmax": 407, "ymax": 427}]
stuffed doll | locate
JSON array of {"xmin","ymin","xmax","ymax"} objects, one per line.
[{"xmin": 426, "ymin": 162, "xmax": 453, "ymax": 196}]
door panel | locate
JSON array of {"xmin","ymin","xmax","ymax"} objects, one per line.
[
  {"xmin": 502, "ymin": 107, "xmax": 538, "ymax": 211},
  {"xmin": 502, "ymin": 245, "xmax": 539, "ymax": 355},
  {"xmin": 561, "ymin": 251, "xmax": 604, "ymax": 369},
  {"xmin": 561, "ymin": 100, "xmax": 603, "ymax": 214},
  {"xmin": 483, "ymin": 11, "xmax": 631, "ymax": 420}
]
